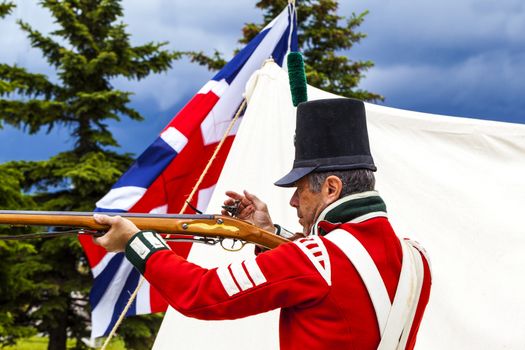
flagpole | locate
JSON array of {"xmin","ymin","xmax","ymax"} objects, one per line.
[
  {"xmin": 286, "ymin": 1, "xmax": 297, "ymax": 71},
  {"xmin": 100, "ymin": 98, "xmax": 247, "ymax": 350}
]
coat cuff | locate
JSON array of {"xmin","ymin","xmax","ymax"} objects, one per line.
[
  {"xmin": 274, "ymin": 224, "xmax": 295, "ymax": 239},
  {"xmin": 125, "ymin": 231, "xmax": 170, "ymax": 274}
]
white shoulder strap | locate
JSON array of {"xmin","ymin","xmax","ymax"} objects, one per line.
[
  {"xmin": 325, "ymin": 229, "xmax": 392, "ymax": 336},
  {"xmin": 377, "ymin": 239, "xmax": 424, "ymax": 350},
  {"xmin": 396, "ymin": 240, "xmax": 425, "ymax": 349},
  {"xmin": 325, "ymin": 229, "xmax": 426, "ymax": 350}
]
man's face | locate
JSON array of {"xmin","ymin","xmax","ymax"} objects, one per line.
[{"xmin": 289, "ymin": 176, "xmax": 327, "ymax": 235}]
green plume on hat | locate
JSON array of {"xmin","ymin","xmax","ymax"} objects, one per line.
[{"xmin": 287, "ymin": 52, "xmax": 308, "ymax": 106}]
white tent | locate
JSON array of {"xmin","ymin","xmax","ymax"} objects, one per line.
[{"xmin": 153, "ymin": 61, "xmax": 525, "ymax": 349}]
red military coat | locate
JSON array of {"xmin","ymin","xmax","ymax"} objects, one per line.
[{"xmin": 125, "ymin": 191, "xmax": 431, "ymax": 349}]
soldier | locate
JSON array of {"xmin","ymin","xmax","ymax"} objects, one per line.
[{"xmin": 95, "ymin": 98, "xmax": 431, "ymax": 349}]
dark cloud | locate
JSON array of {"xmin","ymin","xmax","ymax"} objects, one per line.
[
  {"xmin": 121, "ymin": 0, "xmax": 260, "ymax": 52},
  {"xmin": 1, "ymin": 1, "xmax": 524, "ymax": 161},
  {"xmin": 341, "ymin": 0, "xmax": 525, "ymax": 123}
]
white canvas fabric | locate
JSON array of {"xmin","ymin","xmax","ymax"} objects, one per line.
[{"xmin": 153, "ymin": 61, "xmax": 525, "ymax": 349}]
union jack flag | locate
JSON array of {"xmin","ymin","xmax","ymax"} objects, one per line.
[{"xmin": 79, "ymin": 4, "xmax": 298, "ymax": 339}]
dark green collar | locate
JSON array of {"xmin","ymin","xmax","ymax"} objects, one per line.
[{"xmin": 312, "ymin": 191, "xmax": 387, "ymax": 235}]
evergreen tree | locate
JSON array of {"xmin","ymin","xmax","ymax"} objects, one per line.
[
  {"xmin": 0, "ymin": 1, "xmax": 179, "ymax": 349},
  {"xmin": 0, "ymin": 1, "xmax": 15, "ymax": 96},
  {"xmin": 190, "ymin": 0, "xmax": 382, "ymax": 101},
  {"xmin": 0, "ymin": 3, "xmax": 43, "ymax": 347},
  {"xmin": 0, "ymin": 163, "xmax": 43, "ymax": 347}
]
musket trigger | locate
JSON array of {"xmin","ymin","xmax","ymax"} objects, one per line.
[{"xmin": 219, "ymin": 238, "xmax": 246, "ymax": 252}]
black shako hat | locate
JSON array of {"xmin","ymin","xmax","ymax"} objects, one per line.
[{"xmin": 274, "ymin": 98, "xmax": 376, "ymax": 187}]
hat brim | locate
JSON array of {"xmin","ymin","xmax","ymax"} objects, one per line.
[{"xmin": 274, "ymin": 166, "xmax": 318, "ymax": 188}]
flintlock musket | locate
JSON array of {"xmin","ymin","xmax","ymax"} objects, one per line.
[{"xmin": 0, "ymin": 210, "xmax": 289, "ymax": 250}]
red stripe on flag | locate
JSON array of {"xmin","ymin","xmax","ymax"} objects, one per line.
[
  {"xmin": 79, "ymin": 234, "xmax": 108, "ymax": 269},
  {"xmin": 163, "ymin": 91, "xmax": 221, "ymax": 137}
]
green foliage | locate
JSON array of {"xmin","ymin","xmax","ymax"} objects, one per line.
[
  {"xmin": 117, "ymin": 314, "xmax": 164, "ymax": 350},
  {"xmin": 16, "ymin": 151, "xmax": 133, "ymax": 211},
  {"xmin": 0, "ymin": 2, "xmax": 18, "ymax": 99},
  {"xmin": 0, "ymin": 0, "xmax": 181, "ymax": 153},
  {"xmin": 0, "ymin": 1, "xmax": 181, "ymax": 349},
  {"xmin": 3, "ymin": 336, "xmax": 48, "ymax": 350},
  {"xmin": 0, "ymin": 164, "xmax": 34, "ymax": 209},
  {"xmin": 190, "ymin": 0, "xmax": 382, "ymax": 102},
  {"xmin": 0, "ymin": 1, "xmax": 14, "ymax": 19},
  {"xmin": 0, "ymin": 165, "xmax": 40, "ymax": 347},
  {"xmin": 3, "ymin": 336, "xmax": 125, "ymax": 350},
  {"xmin": 186, "ymin": 49, "xmax": 227, "ymax": 71},
  {"xmin": 0, "ymin": 165, "xmax": 91, "ymax": 350}
]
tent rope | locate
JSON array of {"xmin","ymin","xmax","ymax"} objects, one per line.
[
  {"xmin": 171, "ymin": 98, "xmax": 247, "ymax": 233},
  {"xmin": 99, "ymin": 98, "xmax": 247, "ymax": 350},
  {"xmin": 99, "ymin": 278, "xmax": 146, "ymax": 350}
]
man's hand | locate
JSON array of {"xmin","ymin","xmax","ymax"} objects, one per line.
[
  {"xmin": 222, "ymin": 190, "xmax": 274, "ymax": 232},
  {"xmin": 93, "ymin": 214, "xmax": 140, "ymax": 252}
]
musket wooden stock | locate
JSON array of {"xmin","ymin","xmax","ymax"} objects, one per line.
[{"xmin": 0, "ymin": 211, "xmax": 289, "ymax": 249}]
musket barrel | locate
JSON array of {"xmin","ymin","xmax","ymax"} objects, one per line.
[
  {"xmin": 0, "ymin": 210, "xmax": 289, "ymax": 249},
  {"xmin": 0, "ymin": 210, "xmax": 214, "ymax": 219}
]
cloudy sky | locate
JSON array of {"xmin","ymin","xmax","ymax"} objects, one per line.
[{"xmin": 0, "ymin": 0, "xmax": 524, "ymax": 162}]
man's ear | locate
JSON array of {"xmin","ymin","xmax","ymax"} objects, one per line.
[{"xmin": 323, "ymin": 175, "xmax": 343, "ymax": 204}]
